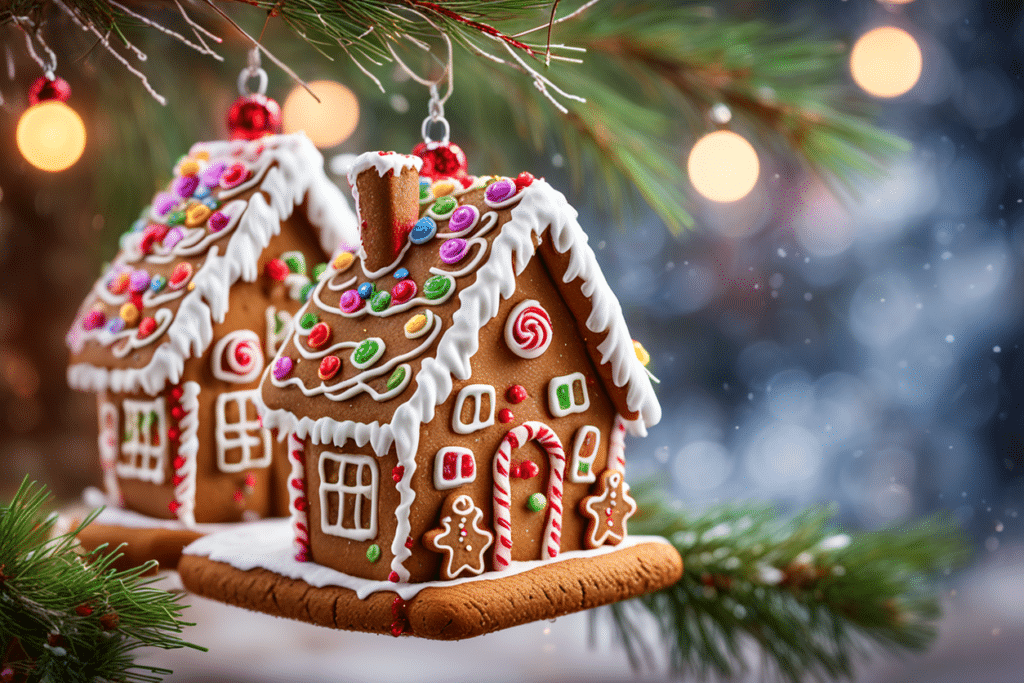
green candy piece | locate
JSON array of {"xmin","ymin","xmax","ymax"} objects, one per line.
[
  {"xmin": 527, "ymin": 493, "xmax": 547, "ymax": 512},
  {"xmin": 166, "ymin": 210, "xmax": 186, "ymax": 226},
  {"xmin": 419, "ymin": 184, "xmax": 430, "ymax": 201},
  {"xmin": 556, "ymin": 384, "xmax": 571, "ymax": 411},
  {"xmin": 370, "ymin": 290, "xmax": 392, "ymax": 312},
  {"xmin": 423, "ymin": 275, "xmax": 451, "ymax": 301},
  {"xmin": 313, "ymin": 263, "xmax": 328, "ymax": 281},
  {"xmin": 366, "ymin": 544, "xmax": 381, "ymax": 563},
  {"xmin": 283, "ymin": 252, "xmax": 306, "ymax": 275},
  {"xmin": 386, "ymin": 366, "xmax": 406, "ymax": 391},
  {"xmin": 273, "ymin": 313, "xmax": 285, "ymax": 335},
  {"xmin": 353, "ymin": 339, "xmax": 380, "ymax": 366},
  {"xmin": 578, "ymin": 462, "xmax": 590, "ymax": 475},
  {"xmin": 300, "ymin": 283, "xmax": 315, "ymax": 303},
  {"xmin": 299, "ymin": 312, "xmax": 319, "ymax": 330},
  {"xmin": 431, "ymin": 195, "xmax": 457, "ymax": 216}
]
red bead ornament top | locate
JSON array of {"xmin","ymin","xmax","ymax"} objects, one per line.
[
  {"xmin": 412, "ymin": 141, "xmax": 468, "ymax": 180},
  {"xmin": 228, "ymin": 94, "xmax": 282, "ymax": 140},
  {"xmin": 28, "ymin": 76, "xmax": 71, "ymax": 105}
]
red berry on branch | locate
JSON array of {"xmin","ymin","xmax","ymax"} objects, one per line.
[
  {"xmin": 100, "ymin": 613, "xmax": 120, "ymax": 631},
  {"xmin": 29, "ymin": 76, "xmax": 71, "ymax": 105},
  {"xmin": 75, "ymin": 604, "xmax": 93, "ymax": 617},
  {"xmin": 227, "ymin": 94, "xmax": 281, "ymax": 140}
]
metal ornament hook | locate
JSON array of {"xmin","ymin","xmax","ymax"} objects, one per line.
[
  {"xmin": 421, "ymin": 82, "xmax": 451, "ymax": 144},
  {"xmin": 237, "ymin": 47, "xmax": 268, "ymax": 96}
]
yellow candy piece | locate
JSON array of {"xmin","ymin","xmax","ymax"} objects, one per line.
[
  {"xmin": 194, "ymin": 151, "xmax": 210, "ymax": 161},
  {"xmin": 120, "ymin": 302, "xmax": 140, "ymax": 326},
  {"xmin": 179, "ymin": 160, "xmax": 201, "ymax": 177},
  {"xmin": 185, "ymin": 203, "xmax": 212, "ymax": 228},
  {"xmin": 331, "ymin": 251, "xmax": 355, "ymax": 272},
  {"xmin": 187, "ymin": 281, "xmax": 197, "ymax": 291},
  {"xmin": 431, "ymin": 180, "xmax": 456, "ymax": 198},
  {"xmin": 405, "ymin": 314, "xmax": 428, "ymax": 336},
  {"xmin": 633, "ymin": 339, "xmax": 650, "ymax": 367}
]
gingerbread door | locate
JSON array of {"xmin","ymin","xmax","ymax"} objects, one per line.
[{"xmin": 491, "ymin": 421, "xmax": 567, "ymax": 567}]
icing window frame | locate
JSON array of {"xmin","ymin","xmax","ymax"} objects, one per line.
[
  {"xmin": 118, "ymin": 397, "xmax": 167, "ymax": 484},
  {"xmin": 434, "ymin": 447, "xmax": 476, "ymax": 490},
  {"xmin": 451, "ymin": 384, "xmax": 496, "ymax": 435},
  {"xmin": 318, "ymin": 452, "xmax": 379, "ymax": 541},
  {"xmin": 548, "ymin": 372, "xmax": 591, "ymax": 418},
  {"xmin": 569, "ymin": 426, "xmax": 601, "ymax": 484},
  {"xmin": 214, "ymin": 390, "xmax": 272, "ymax": 473},
  {"xmin": 265, "ymin": 306, "xmax": 293, "ymax": 357}
]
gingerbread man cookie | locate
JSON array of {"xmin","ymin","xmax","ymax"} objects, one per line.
[
  {"xmin": 579, "ymin": 469, "xmax": 637, "ymax": 549},
  {"xmin": 423, "ymin": 493, "xmax": 494, "ymax": 580}
]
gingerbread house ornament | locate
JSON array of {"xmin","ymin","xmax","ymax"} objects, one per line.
[
  {"xmin": 179, "ymin": 150, "xmax": 682, "ymax": 639},
  {"xmin": 65, "ymin": 133, "xmax": 356, "ymax": 566}
]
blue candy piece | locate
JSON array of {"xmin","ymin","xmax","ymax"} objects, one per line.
[
  {"xmin": 193, "ymin": 184, "xmax": 212, "ymax": 200},
  {"xmin": 357, "ymin": 282, "xmax": 375, "ymax": 299},
  {"xmin": 201, "ymin": 196, "xmax": 221, "ymax": 210},
  {"xmin": 150, "ymin": 275, "xmax": 167, "ymax": 292},
  {"xmin": 394, "ymin": 268, "xmax": 409, "ymax": 279},
  {"xmin": 107, "ymin": 317, "xmax": 126, "ymax": 334},
  {"xmin": 131, "ymin": 218, "xmax": 147, "ymax": 233},
  {"xmin": 410, "ymin": 217, "xmax": 437, "ymax": 245}
]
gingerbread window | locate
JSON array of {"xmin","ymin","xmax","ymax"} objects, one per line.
[
  {"xmin": 434, "ymin": 447, "xmax": 476, "ymax": 490},
  {"xmin": 318, "ymin": 452, "xmax": 379, "ymax": 541},
  {"xmin": 215, "ymin": 390, "xmax": 272, "ymax": 473},
  {"xmin": 569, "ymin": 426, "xmax": 601, "ymax": 484},
  {"xmin": 452, "ymin": 384, "xmax": 495, "ymax": 435},
  {"xmin": 118, "ymin": 397, "xmax": 167, "ymax": 484},
  {"xmin": 548, "ymin": 372, "xmax": 590, "ymax": 418}
]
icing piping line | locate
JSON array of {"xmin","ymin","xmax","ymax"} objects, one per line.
[
  {"xmin": 288, "ymin": 432, "xmax": 311, "ymax": 561},
  {"xmin": 173, "ymin": 381, "xmax": 201, "ymax": 527}
]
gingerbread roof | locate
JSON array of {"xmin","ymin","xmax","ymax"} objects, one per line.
[
  {"xmin": 66, "ymin": 133, "xmax": 356, "ymax": 396},
  {"xmin": 260, "ymin": 151, "xmax": 661, "ymax": 452}
]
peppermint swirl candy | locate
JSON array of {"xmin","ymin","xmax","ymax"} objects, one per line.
[
  {"xmin": 211, "ymin": 330, "xmax": 264, "ymax": 383},
  {"xmin": 504, "ymin": 299, "xmax": 553, "ymax": 359}
]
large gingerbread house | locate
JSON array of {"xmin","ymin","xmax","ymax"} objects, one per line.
[
  {"xmin": 66, "ymin": 133, "xmax": 355, "ymax": 529},
  {"xmin": 259, "ymin": 151, "xmax": 662, "ymax": 586}
]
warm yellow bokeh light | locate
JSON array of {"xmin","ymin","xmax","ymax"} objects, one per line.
[
  {"xmin": 850, "ymin": 27, "xmax": 922, "ymax": 98},
  {"xmin": 687, "ymin": 130, "xmax": 760, "ymax": 203},
  {"xmin": 16, "ymin": 100, "xmax": 86, "ymax": 172},
  {"xmin": 282, "ymin": 80, "xmax": 359, "ymax": 149}
]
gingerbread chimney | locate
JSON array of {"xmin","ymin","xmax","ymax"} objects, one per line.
[{"xmin": 348, "ymin": 152, "xmax": 423, "ymax": 272}]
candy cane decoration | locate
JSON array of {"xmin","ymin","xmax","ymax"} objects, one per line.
[
  {"xmin": 288, "ymin": 432, "xmax": 311, "ymax": 561},
  {"xmin": 492, "ymin": 421, "xmax": 566, "ymax": 569},
  {"xmin": 608, "ymin": 414, "xmax": 628, "ymax": 473}
]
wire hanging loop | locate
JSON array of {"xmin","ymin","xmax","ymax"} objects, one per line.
[
  {"xmin": 237, "ymin": 46, "xmax": 268, "ymax": 96},
  {"xmin": 421, "ymin": 82, "xmax": 451, "ymax": 145},
  {"xmin": 384, "ymin": 19, "xmax": 454, "ymax": 145}
]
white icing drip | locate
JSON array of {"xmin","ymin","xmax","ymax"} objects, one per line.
[
  {"xmin": 182, "ymin": 518, "xmax": 671, "ymax": 599},
  {"xmin": 173, "ymin": 381, "xmax": 201, "ymax": 527},
  {"xmin": 66, "ymin": 134, "xmax": 357, "ymax": 396}
]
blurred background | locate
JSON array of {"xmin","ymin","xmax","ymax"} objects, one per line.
[{"xmin": 1, "ymin": 0, "xmax": 1022, "ymax": 681}]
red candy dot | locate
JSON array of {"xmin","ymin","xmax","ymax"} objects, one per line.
[
  {"xmin": 294, "ymin": 496, "xmax": 307, "ymax": 512},
  {"xmin": 506, "ymin": 385, "xmax": 528, "ymax": 404},
  {"xmin": 392, "ymin": 465, "xmax": 405, "ymax": 483},
  {"xmin": 266, "ymin": 258, "xmax": 289, "ymax": 281},
  {"xmin": 245, "ymin": 473, "xmax": 257, "ymax": 488},
  {"xmin": 307, "ymin": 322, "xmax": 332, "ymax": 349},
  {"xmin": 390, "ymin": 620, "xmax": 406, "ymax": 637},
  {"xmin": 388, "ymin": 571, "xmax": 400, "ymax": 583},
  {"xmin": 318, "ymin": 355, "xmax": 341, "ymax": 381},
  {"xmin": 169, "ymin": 262, "xmax": 193, "ymax": 289},
  {"xmin": 173, "ymin": 456, "xmax": 186, "ymax": 470},
  {"xmin": 221, "ymin": 163, "xmax": 249, "ymax": 187},
  {"xmin": 391, "ymin": 279, "xmax": 417, "ymax": 304},
  {"xmin": 514, "ymin": 172, "xmax": 535, "ymax": 191},
  {"xmin": 137, "ymin": 316, "xmax": 157, "ymax": 339},
  {"xmin": 171, "ymin": 405, "xmax": 185, "ymax": 421},
  {"xmin": 519, "ymin": 461, "xmax": 539, "ymax": 479},
  {"xmin": 170, "ymin": 386, "xmax": 184, "ymax": 401},
  {"xmin": 405, "ymin": 536, "xmax": 414, "ymax": 549},
  {"xmin": 83, "ymin": 310, "xmax": 106, "ymax": 331},
  {"xmin": 167, "ymin": 427, "xmax": 180, "ymax": 442},
  {"xmin": 498, "ymin": 408, "xmax": 514, "ymax": 424},
  {"xmin": 232, "ymin": 490, "xmax": 244, "ymax": 502},
  {"xmin": 168, "ymin": 500, "xmax": 181, "ymax": 514}
]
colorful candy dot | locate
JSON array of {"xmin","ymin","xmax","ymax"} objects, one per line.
[
  {"xmin": 633, "ymin": 340, "xmax": 651, "ymax": 366},
  {"xmin": 419, "ymin": 181, "xmax": 431, "ymax": 201},
  {"xmin": 391, "ymin": 280, "xmax": 417, "ymax": 304},
  {"xmin": 299, "ymin": 312, "xmax": 319, "ymax": 330},
  {"xmin": 514, "ymin": 171, "xmax": 535, "ymax": 191},
  {"xmin": 439, "ymin": 238, "xmax": 468, "ymax": 265},
  {"xmin": 220, "ymin": 163, "xmax": 250, "ymax": 189},
  {"xmin": 313, "ymin": 263, "xmax": 328, "ymax": 281},
  {"xmin": 392, "ymin": 465, "xmax": 405, "ymax": 483},
  {"xmin": 178, "ymin": 160, "xmax": 200, "ymax": 177},
  {"xmin": 447, "ymin": 205, "xmax": 479, "ymax": 233},
  {"xmin": 371, "ymin": 290, "xmax": 392, "ymax": 312},
  {"xmin": 83, "ymin": 310, "xmax": 106, "ymax": 331},
  {"xmin": 168, "ymin": 262, "xmax": 193, "ymax": 290},
  {"xmin": 208, "ymin": 211, "xmax": 230, "ymax": 232},
  {"xmin": 273, "ymin": 357, "xmax": 293, "ymax": 379},
  {"xmin": 410, "ymin": 216, "xmax": 437, "ymax": 244},
  {"xmin": 185, "ymin": 203, "xmax": 211, "ymax": 228},
  {"xmin": 283, "ymin": 252, "xmax": 306, "ymax": 275},
  {"xmin": 173, "ymin": 175, "xmax": 199, "ymax": 199},
  {"xmin": 485, "ymin": 177, "xmax": 517, "ymax": 204},
  {"xmin": 166, "ymin": 210, "xmax": 186, "ymax": 227},
  {"xmin": 108, "ymin": 271, "xmax": 130, "ymax": 295},
  {"xmin": 201, "ymin": 196, "xmax": 221, "ymax": 210},
  {"xmin": 332, "ymin": 251, "xmax": 355, "ymax": 272},
  {"xmin": 429, "ymin": 195, "xmax": 458, "ymax": 217},
  {"xmin": 353, "ymin": 339, "xmax": 382, "ymax": 367},
  {"xmin": 404, "ymin": 314, "xmax": 428, "ymax": 337},
  {"xmin": 526, "ymin": 493, "xmax": 547, "ymax": 512},
  {"xmin": 200, "ymin": 161, "xmax": 225, "ymax": 187},
  {"xmin": 119, "ymin": 303, "xmax": 140, "ymax": 326},
  {"xmin": 137, "ymin": 317, "xmax": 158, "ymax": 339},
  {"xmin": 431, "ymin": 180, "xmax": 456, "ymax": 197},
  {"xmin": 300, "ymin": 283, "xmax": 315, "ymax": 303},
  {"xmin": 340, "ymin": 289, "xmax": 364, "ymax": 314},
  {"xmin": 193, "ymin": 184, "xmax": 212, "ymax": 201},
  {"xmin": 106, "ymin": 317, "xmax": 125, "ymax": 334},
  {"xmin": 366, "ymin": 544, "xmax": 381, "ymax": 563},
  {"xmin": 386, "ymin": 366, "xmax": 407, "ymax": 391},
  {"xmin": 506, "ymin": 385, "xmax": 528, "ymax": 403},
  {"xmin": 129, "ymin": 270, "xmax": 151, "ymax": 293},
  {"xmin": 423, "ymin": 275, "xmax": 452, "ymax": 301},
  {"xmin": 394, "ymin": 268, "xmax": 409, "ymax": 279},
  {"xmin": 153, "ymin": 192, "xmax": 178, "ymax": 217},
  {"xmin": 266, "ymin": 258, "xmax": 289, "ymax": 282},
  {"xmin": 357, "ymin": 282, "xmax": 374, "ymax": 299},
  {"xmin": 307, "ymin": 322, "xmax": 332, "ymax": 349},
  {"xmin": 519, "ymin": 461, "xmax": 539, "ymax": 479},
  {"xmin": 163, "ymin": 227, "xmax": 185, "ymax": 249},
  {"xmin": 498, "ymin": 408, "xmax": 514, "ymax": 424},
  {"xmin": 318, "ymin": 355, "xmax": 341, "ymax": 381}
]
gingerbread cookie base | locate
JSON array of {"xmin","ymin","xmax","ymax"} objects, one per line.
[
  {"xmin": 76, "ymin": 522, "xmax": 202, "ymax": 572},
  {"xmin": 178, "ymin": 523, "xmax": 682, "ymax": 640}
]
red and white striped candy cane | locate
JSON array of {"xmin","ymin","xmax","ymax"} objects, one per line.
[
  {"xmin": 287, "ymin": 432, "xmax": 311, "ymax": 562},
  {"xmin": 608, "ymin": 414, "xmax": 628, "ymax": 473},
  {"xmin": 492, "ymin": 421, "xmax": 566, "ymax": 570}
]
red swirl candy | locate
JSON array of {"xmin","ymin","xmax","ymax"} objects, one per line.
[
  {"xmin": 307, "ymin": 322, "xmax": 332, "ymax": 349},
  {"xmin": 511, "ymin": 305, "xmax": 552, "ymax": 353}
]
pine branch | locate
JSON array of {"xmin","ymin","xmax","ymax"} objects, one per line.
[
  {"xmin": 0, "ymin": 479, "xmax": 203, "ymax": 683},
  {"xmin": 602, "ymin": 482, "xmax": 969, "ymax": 682}
]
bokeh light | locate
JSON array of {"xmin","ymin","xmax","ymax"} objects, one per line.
[
  {"xmin": 282, "ymin": 80, "xmax": 359, "ymax": 149},
  {"xmin": 687, "ymin": 130, "xmax": 760, "ymax": 202},
  {"xmin": 850, "ymin": 27, "xmax": 923, "ymax": 98},
  {"xmin": 16, "ymin": 101, "xmax": 86, "ymax": 172}
]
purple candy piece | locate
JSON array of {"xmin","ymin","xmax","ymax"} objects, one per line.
[
  {"xmin": 129, "ymin": 269, "xmax": 151, "ymax": 293},
  {"xmin": 340, "ymin": 289, "xmax": 364, "ymax": 314},
  {"xmin": 273, "ymin": 357, "xmax": 293, "ymax": 380},
  {"xmin": 439, "ymin": 238, "xmax": 469, "ymax": 265},
  {"xmin": 163, "ymin": 226, "xmax": 185, "ymax": 249},
  {"xmin": 173, "ymin": 175, "xmax": 199, "ymax": 199},
  {"xmin": 485, "ymin": 178, "xmax": 516, "ymax": 203},
  {"xmin": 448, "ymin": 205, "xmax": 479, "ymax": 233},
  {"xmin": 200, "ymin": 161, "xmax": 226, "ymax": 187},
  {"xmin": 208, "ymin": 211, "xmax": 230, "ymax": 232},
  {"xmin": 154, "ymin": 192, "xmax": 178, "ymax": 216}
]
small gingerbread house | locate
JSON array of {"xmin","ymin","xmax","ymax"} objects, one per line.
[
  {"xmin": 66, "ymin": 133, "xmax": 356, "ymax": 527},
  {"xmin": 260, "ymin": 150, "xmax": 661, "ymax": 586}
]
